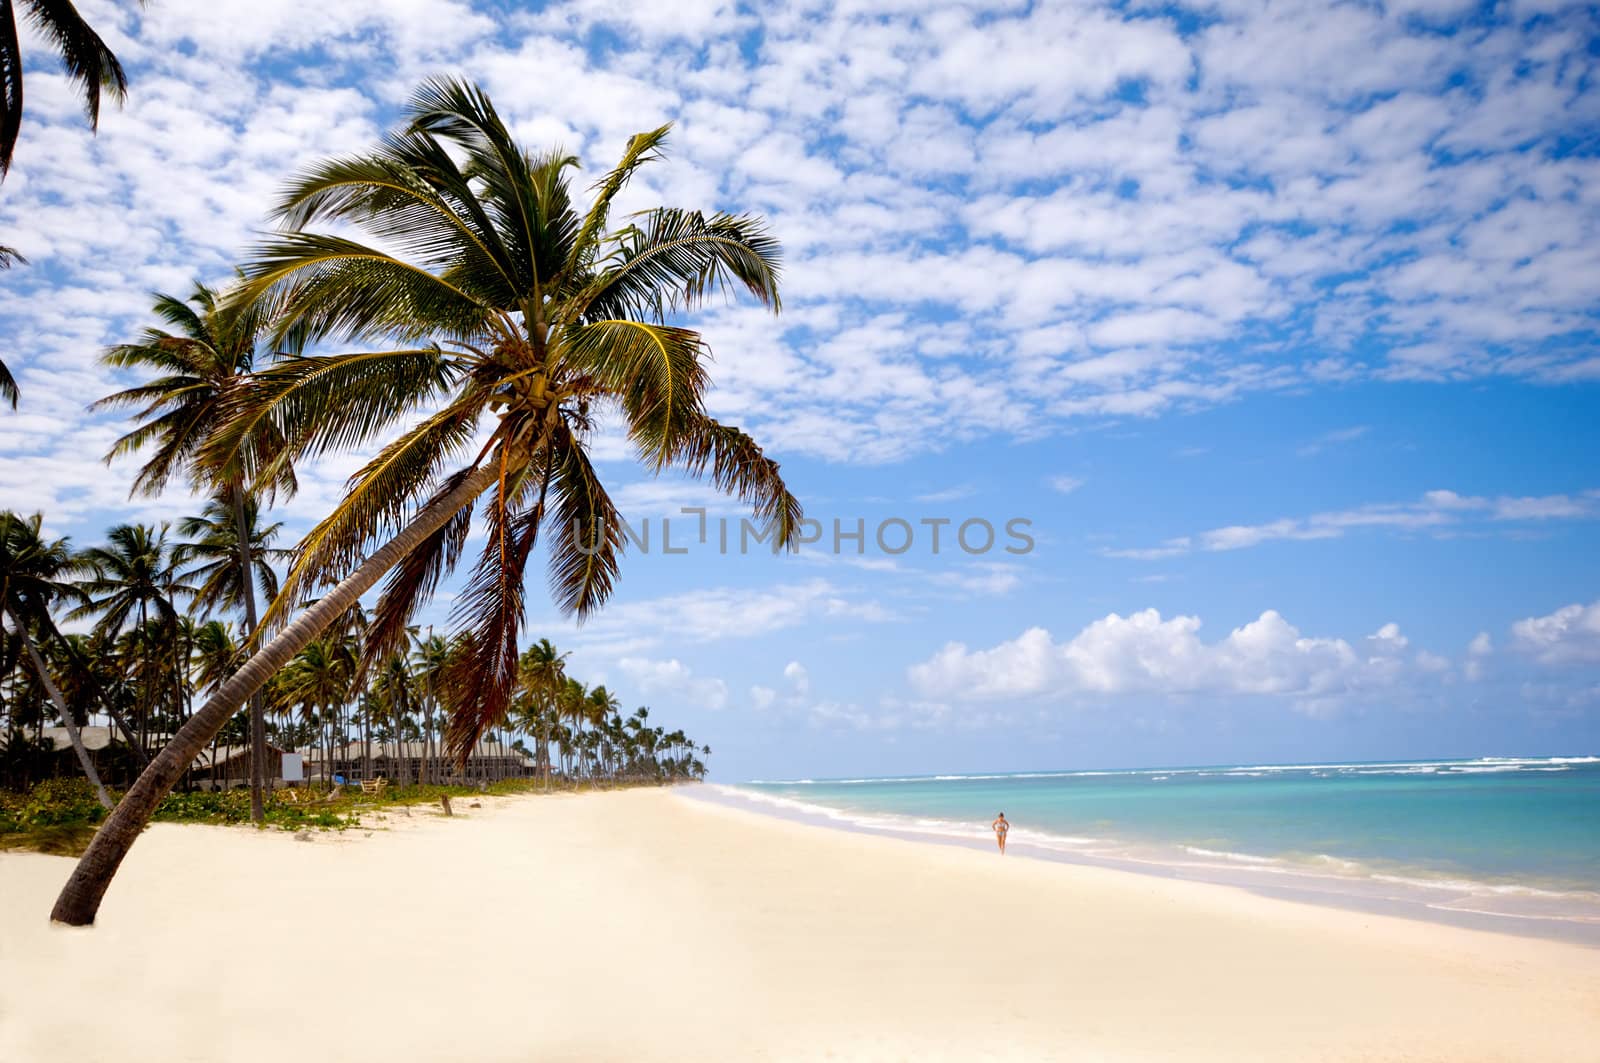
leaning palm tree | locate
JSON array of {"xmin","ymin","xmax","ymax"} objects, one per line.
[
  {"xmin": 95, "ymin": 281, "xmax": 297, "ymax": 823},
  {"xmin": 53, "ymin": 77, "xmax": 800, "ymax": 925},
  {"xmin": 1, "ymin": 0, "xmax": 133, "ymax": 175},
  {"xmin": 0, "ymin": 512, "xmax": 110, "ymax": 807}
]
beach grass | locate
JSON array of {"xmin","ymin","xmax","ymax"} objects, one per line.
[{"xmin": 0, "ymin": 776, "xmax": 645, "ymax": 856}]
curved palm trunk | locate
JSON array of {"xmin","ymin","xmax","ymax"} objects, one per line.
[
  {"xmin": 11, "ymin": 609, "xmax": 113, "ymax": 809},
  {"xmin": 54, "ymin": 637, "xmax": 148, "ymax": 770},
  {"xmin": 230, "ymin": 483, "xmax": 270, "ymax": 824},
  {"xmin": 50, "ymin": 462, "xmax": 501, "ymax": 925}
]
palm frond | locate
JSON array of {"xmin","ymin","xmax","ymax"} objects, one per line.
[
  {"xmin": 670, "ymin": 413, "xmax": 802, "ymax": 550},
  {"xmin": 261, "ymin": 395, "xmax": 485, "ymax": 631},
  {"xmin": 23, "ymin": 0, "xmax": 128, "ymax": 129},
  {"xmin": 0, "ymin": 2, "xmax": 21, "ymax": 175},
  {"xmin": 406, "ymin": 77, "xmax": 580, "ymax": 291},
  {"xmin": 200, "ymin": 347, "xmax": 460, "ymax": 486},
  {"xmin": 0, "ymin": 356, "xmax": 16, "ymax": 409},
  {"xmin": 573, "ymin": 208, "xmax": 782, "ymax": 324},
  {"xmin": 545, "ymin": 425, "xmax": 621, "ymax": 618},
  {"xmin": 272, "ymin": 142, "xmax": 520, "ymax": 303},
  {"xmin": 562, "ymin": 319, "xmax": 707, "ymax": 467},
  {"xmin": 236, "ymin": 232, "xmax": 493, "ymax": 346},
  {"xmin": 566, "ymin": 125, "xmax": 671, "ymax": 279}
]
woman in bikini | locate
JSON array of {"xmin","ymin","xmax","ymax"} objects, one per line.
[{"xmin": 992, "ymin": 812, "xmax": 1009, "ymax": 855}]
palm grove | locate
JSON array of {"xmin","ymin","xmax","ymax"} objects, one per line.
[
  {"xmin": 1, "ymin": 507, "xmax": 717, "ymax": 794},
  {"xmin": 1, "ymin": 74, "xmax": 800, "ymax": 926}
]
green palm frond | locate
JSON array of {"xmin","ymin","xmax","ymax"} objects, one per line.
[
  {"xmin": 0, "ymin": 356, "xmax": 16, "ymax": 409},
  {"xmin": 562, "ymin": 319, "xmax": 708, "ymax": 466},
  {"xmin": 671, "ymin": 414, "xmax": 802, "ymax": 550},
  {"xmin": 202, "ymin": 346, "xmax": 460, "ymax": 482},
  {"xmin": 236, "ymin": 233, "xmax": 496, "ymax": 346},
  {"xmin": 566, "ymin": 125, "xmax": 671, "ymax": 280},
  {"xmin": 260, "ymin": 394, "xmax": 486, "ymax": 633},
  {"xmin": 573, "ymin": 208, "xmax": 782, "ymax": 324},
  {"xmin": 545, "ymin": 425, "xmax": 621, "ymax": 618},
  {"xmin": 274, "ymin": 139, "xmax": 520, "ymax": 302},
  {"xmin": 2, "ymin": 0, "xmax": 133, "ymax": 175}
]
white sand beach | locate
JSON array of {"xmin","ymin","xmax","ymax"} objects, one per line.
[{"xmin": 2, "ymin": 787, "xmax": 1597, "ymax": 1062}]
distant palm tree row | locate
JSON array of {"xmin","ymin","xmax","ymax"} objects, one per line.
[
  {"xmin": 1, "ymin": 510, "xmax": 711, "ymax": 797},
  {"xmin": 14, "ymin": 76, "xmax": 796, "ymax": 926}
]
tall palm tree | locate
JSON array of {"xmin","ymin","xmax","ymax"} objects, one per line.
[
  {"xmin": 71, "ymin": 522, "xmax": 194, "ymax": 757},
  {"xmin": 411, "ymin": 631, "xmax": 449, "ymax": 786},
  {"xmin": 371, "ymin": 652, "xmax": 416, "ymax": 786},
  {"xmin": 1, "ymin": 0, "xmax": 133, "ymax": 175},
  {"xmin": 517, "ymin": 637, "xmax": 566, "ymax": 790},
  {"xmin": 0, "ymin": 512, "xmax": 110, "ymax": 806},
  {"xmin": 174, "ymin": 496, "xmax": 288, "ymax": 616},
  {"xmin": 53, "ymin": 77, "xmax": 799, "ymax": 925},
  {"xmin": 71, "ymin": 523, "xmax": 187, "ymax": 636},
  {"xmin": 95, "ymin": 281, "xmax": 297, "ymax": 823},
  {"xmin": 276, "ymin": 637, "xmax": 355, "ymax": 789},
  {"xmin": 0, "ymin": 243, "xmax": 22, "ymax": 408}
]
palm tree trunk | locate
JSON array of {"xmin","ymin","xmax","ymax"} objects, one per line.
[
  {"xmin": 52, "ymin": 637, "xmax": 148, "ymax": 770},
  {"xmin": 540, "ymin": 711, "xmax": 550, "ymax": 793},
  {"xmin": 11, "ymin": 609, "xmax": 113, "ymax": 809},
  {"xmin": 50, "ymin": 461, "xmax": 502, "ymax": 926},
  {"xmin": 230, "ymin": 482, "xmax": 271, "ymax": 824}
]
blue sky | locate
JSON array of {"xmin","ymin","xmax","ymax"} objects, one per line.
[{"xmin": 1, "ymin": 0, "xmax": 1597, "ymax": 780}]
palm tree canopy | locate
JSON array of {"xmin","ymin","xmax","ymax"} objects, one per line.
[
  {"xmin": 223, "ymin": 77, "xmax": 801, "ymax": 756},
  {"xmin": 71, "ymin": 522, "xmax": 194, "ymax": 635},
  {"xmin": 93, "ymin": 281, "xmax": 298, "ymax": 498},
  {"xmin": 174, "ymin": 496, "xmax": 288, "ymax": 616},
  {"xmin": 0, "ymin": 510, "xmax": 87, "ymax": 627},
  {"xmin": 1, "ymin": 0, "xmax": 134, "ymax": 175},
  {"xmin": 275, "ymin": 636, "xmax": 356, "ymax": 715}
]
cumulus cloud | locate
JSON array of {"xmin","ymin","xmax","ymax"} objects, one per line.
[
  {"xmin": 907, "ymin": 608, "xmax": 1436, "ymax": 711},
  {"xmin": 615, "ymin": 657, "xmax": 729, "ymax": 711},
  {"xmin": 1511, "ymin": 600, "xmax": 1600, "ymax": 666},
  {"xmin": 3, "ymin": 0, "xmax": 1599, "ymax": 537}
]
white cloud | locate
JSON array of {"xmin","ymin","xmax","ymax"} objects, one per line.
[
  {"xmin": 615, "ymin": 657, "xmax": 729, "ymax": 711},
  {"xmin": 908, "ymin": 608, "xmax": 1436, "ymax": 711},
  {"xmin": 782, "ymin": 660, "xmax": 811, "ymax": 696},
  {"xmin": 1511, "ymin": 600, "xmax": 1600, "ymax": 665},
  {"xmin": 2, "ymin": 0, "xmax": 1597, "ymax": 520},
  {"xmin": 554, "ymin": 579, "xmax": 892, "ymax": 656},
  {"xmin": 1047, "ymin": 475, "xmax": 1084, "ymax": 494},
  {"xmin": 1110, "ymin": 488, "xmax": 1600, "ymax": 558}
]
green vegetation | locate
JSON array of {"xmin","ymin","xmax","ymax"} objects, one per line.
[{"xmin": 2, "ymin": 775, "xmax": 630, "ymax": 856}]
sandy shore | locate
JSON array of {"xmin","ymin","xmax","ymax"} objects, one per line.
[{"xmin": 2, "ymin": 788, "xmax": 1597, "ymax": 1061}]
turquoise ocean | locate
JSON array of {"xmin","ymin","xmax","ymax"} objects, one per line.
[{"xmin": 714, "ymin": 756, "xmax": 1600, "ymax": 940}]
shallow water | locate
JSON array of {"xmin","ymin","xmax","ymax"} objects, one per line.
[{"xmin": 717, "ymin": 756, "xmax": 1600, "ymax": 942}]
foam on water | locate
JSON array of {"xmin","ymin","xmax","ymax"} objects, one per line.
[{"xmin": 714, "ymin": 755, "xmax": 1600, "ymax": 937}]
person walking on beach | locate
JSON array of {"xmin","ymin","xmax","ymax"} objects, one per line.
[{"xmin": 992, "ymin": 812, "xmax": 1009, "ymax": 855}]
